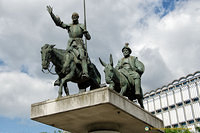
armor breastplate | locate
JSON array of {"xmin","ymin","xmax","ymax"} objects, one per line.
[{"xmin": 68, "ymin": 25, "xmax": 83, "ymax": 38}]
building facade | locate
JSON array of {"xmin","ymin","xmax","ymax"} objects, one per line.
[{"xmin": 143, "ymin": 71, "xmax": 200, "ymax": 132}]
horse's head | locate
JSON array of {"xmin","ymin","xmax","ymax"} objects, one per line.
[
  {"xmin": 99, "ymin": 54, "xmax": 115, "ymax": 84},
  {"xmin": 41, "ymin": 44, "xmax": 55, "ymax": 69}
]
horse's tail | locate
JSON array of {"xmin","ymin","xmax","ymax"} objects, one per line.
[{"xmin": 90, "ymin": 63, "xmax": 101, "ymax": 85}]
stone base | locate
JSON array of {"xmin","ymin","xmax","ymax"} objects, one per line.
[
  {"xmin": 89, "ymin": 131, "xmax": 119, "ymax": 133},
  {"xmin": 31, "ymin": 87, "xmax": 164, "ymax": 133}
]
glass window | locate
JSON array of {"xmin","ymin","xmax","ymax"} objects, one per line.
[
  {"xmin": 180, "ymin": 122, "xmax": 186, "ymax": 126},
  {"xmin": 183, "ymin": 82, "xmax": 188, "ymax": 85},
  {"xmin": 156, "ymin": 109, "xmax": 162, "ymax": 113},
  {"xmin": 151, "ymin": 111, "xmax": 155, "ymax": 114},
  {"xmin": 156, "ymin": 92, "xmax": 161, "ymax": 95},
  {"xmin": 188, "ymin": 120, "xmax": 194, "ymax": 124},
  {"xmin": 172, "ymin": 124, "xmax": 178, "ymax": 128},
  {"xmin": 177, "ymin": 102, "xmax": 183, "ymax": 106},
  {"xmin": 163, "ymin": 107, "xmax": 168, "ymax": 111},
  {"xmin": 169, "ymin": 105, "xmax": 175, "ymax": 109},
  {"xmin": 184, "ymin": 100, "xmax": 190, "ymax": 104},
  {"xmin": 192, "ymin": 97, "xmax": 199, "ymax": 101}
]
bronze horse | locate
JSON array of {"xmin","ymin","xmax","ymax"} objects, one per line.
[
  {"xmin": 41, "ymin": 44, "xmax": 101, "ymax": 97},
  {"xmin": 99, "ymin": 54, "xmax": 144, "ymax": 108}
]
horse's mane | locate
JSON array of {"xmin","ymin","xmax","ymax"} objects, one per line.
[
  {"xmin": 51, "ymin": 48, "xmax": 68, "ymax": 65},
  {"xmin": 54, "ymin": 48, "xmax": 66, "ymax": 54}
]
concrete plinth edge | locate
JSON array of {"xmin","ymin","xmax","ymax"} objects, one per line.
[
  {"xmin": 89, "ymin": 131, "xmax": 120, "ymax": 133},
  {"xmin": 31, "ymin": 87, "xmax": 164, "ymax": 133}
]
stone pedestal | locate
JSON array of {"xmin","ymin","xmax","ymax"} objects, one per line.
[
  {"xmin": 31, "ymin": 87, "xmax": 164, "ymax": 133},
  {"xmin": 90, "ymin": 131, "xmax": 119, "ymax": 133}
]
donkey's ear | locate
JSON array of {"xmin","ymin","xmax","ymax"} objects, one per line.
[
  {"xmin": 110, "ymin": 54, "xmax": 113, "ymax": 67},
  {"xmin": 51, "ymin": 44, "xmax": 56, "ymax": 48},
  {"xmin": 99, "ymin": 57, "xmax": 106, "ymax": 67}
]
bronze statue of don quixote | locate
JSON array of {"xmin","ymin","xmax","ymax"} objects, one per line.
[{"xmin": 41, "ymin": 2, "xmax": 145, "ymax": 108}]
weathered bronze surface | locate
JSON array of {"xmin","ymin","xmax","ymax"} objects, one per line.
[
  {"xmin": 99, "ymin": 43, "xmax": 144, "ymax": 108},
  {"xmin": 47, "ymin": 5, "xmax": 91, "ymax": 79},
  {"xmin": 41, "ymin": 6, "xmax": 101, "ymax": 97},
  {"xmin": 41, "ymin": 44, "xmax": 101, "ymax": 97}
]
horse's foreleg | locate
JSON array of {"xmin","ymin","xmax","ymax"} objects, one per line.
[
  {"xmin": 58, "ymin": 70, "xmax": 75, "ymax": 98},
  {"xmin": 58, "ymin": 79, "xmax": 68, "ymax": 98}
]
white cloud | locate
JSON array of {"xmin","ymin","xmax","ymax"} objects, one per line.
[
  {"xmin": 126, "ymin": 0, "xmax": 200, "ymax": 91},
  {"xmin": 0, "ymin": 71, "xmax": 56, "ymax": 118},
  {"xmin": 0, "ymin": 0, "xmax": 200, "ymax": 119}
]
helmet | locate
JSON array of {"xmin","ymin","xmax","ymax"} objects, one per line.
[
  {"xmin": 71, "ymin": 12, "xmax": 79, "ymax": 20},
  {"xmin": 122, "ymin": 43, "xmax": 132, "ymax": 54}
]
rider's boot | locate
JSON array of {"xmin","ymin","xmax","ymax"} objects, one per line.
[{"xmin": 81, "ymin": 59, "xmax": 89, "ymax": 79}]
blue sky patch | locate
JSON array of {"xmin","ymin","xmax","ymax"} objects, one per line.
[
  {"xmin": 0, "ymin": 59, "xmax": 5, "ymax": 66},
  {"xmin": 20, "ymin": 65, "xmax": 29, "ymax": 74},
  {"xmin": 154, "ymin": 0, "xmax": 187, "ymax": 18},
  {"xmin": 0, "ymin": 116, "xmax": 59, "ymax": 133}
]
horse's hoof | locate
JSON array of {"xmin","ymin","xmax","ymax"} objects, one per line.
[
  {"xmin": 82, "ymin": 73, "xmax": 89, "ymax": 79},
  {"xmin": 108, "ymin": 85, "xmax": 113, "ymax": 89},
  {"xmin": 57, "ymin": 95, "xmax": 63, "ymax": 98},
  {"xmin": 54, "ymin": 80, "xmax": 60, "ymax": 86}
]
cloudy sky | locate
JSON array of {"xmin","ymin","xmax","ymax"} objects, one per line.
[{"xmin": 0, "ymin": 0, "xmax": 200, "ymax": 132}]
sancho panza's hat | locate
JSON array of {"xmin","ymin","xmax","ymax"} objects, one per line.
[{"xmin": 122, "ymin": 43, "xmax": 132, "ymax": 54}]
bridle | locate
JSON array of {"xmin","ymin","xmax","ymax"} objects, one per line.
[
  {"xmin": 41, "ymin": 63, "xmax": 57, "ymax": 75},
  {"xmin": 41, "ymin": 49, "xmax": 57, "ymax": 75}
]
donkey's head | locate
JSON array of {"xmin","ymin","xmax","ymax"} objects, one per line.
[
  {"xmin": 41, "ymin": 44, "xmax": 55, "ymax": 69},
  {"xmin": 99, "ymin": 54, "xmax": 115, "ymax": 84}
]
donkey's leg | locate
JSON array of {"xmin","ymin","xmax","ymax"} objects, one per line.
[
  {"xmin": 64, "ymin": 82, "xmax": 69, "ymax": 96},
  {"xmin": 119, "ymin": 84, "xmax": 127, "ymax": 96},
  {"xmin": 78, "ymin": 82, "xmax": 88, "ymax": 93},
  {"xmin": 58, "ymin": 84, "xmax": 63, "ymax": 98},
  {"xmin": 90, "ymin": 79, "xmax": 100, "ymax": 90},
  {"xmin": 138, "ymin": 98, "xmax": 144, "ymax": 109},
  {"xmin": 108, "ymin": 81, "xmax": 115, "ymax": 90}
]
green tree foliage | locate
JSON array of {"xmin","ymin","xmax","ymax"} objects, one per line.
[
  {"xmin": 164, "ymin": 127, "xmax": 191, "ymax": 133},
  {"xmin": 195, "ymin": 125, "xmax": 200, "ymax": 132}
]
